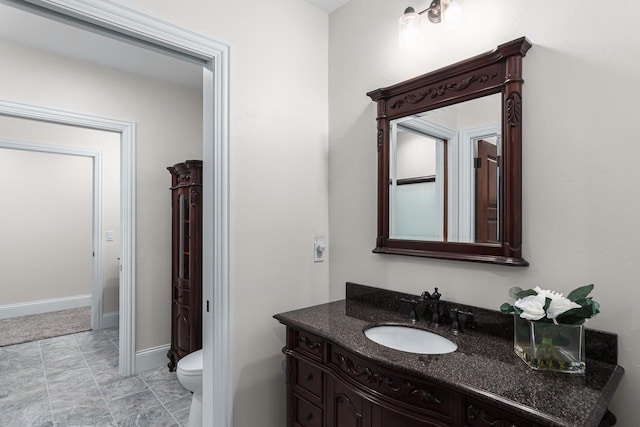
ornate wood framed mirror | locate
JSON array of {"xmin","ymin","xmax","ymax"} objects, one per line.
[{"xmin": 367, "ymin": 37, "xmax": 531, "ymax": 266}]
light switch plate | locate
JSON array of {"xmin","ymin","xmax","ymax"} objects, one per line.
[{"xmin": 314, "ymin": 233, "xmax": 326, "ymax": 263}]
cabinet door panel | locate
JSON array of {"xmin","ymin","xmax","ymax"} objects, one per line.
[
  {"xmin": 327, "ymin": 377, "xmax": 370, "ymax": 427},
  {"xmin": 175, "ymin": 305, "xmax": 192, "ymax": 353},
  {"xmin": 174, "ymin": 287, "xmax": 190, "ymax": 306}
]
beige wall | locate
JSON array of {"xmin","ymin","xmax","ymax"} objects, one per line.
[
  {"xmin": 329, "ymin": 0, "xmax": 640, "ymax": 424},
  {"xmin": 0, "ymin": 148, "xmax": 93, "ymax": 304},
  {"xmin": 0, "ymin": 38, "xmax": 203, "ymax": 350},
  {"xmin": 0, "ymin": 117, "xmax": 121, "ymax": 313}
]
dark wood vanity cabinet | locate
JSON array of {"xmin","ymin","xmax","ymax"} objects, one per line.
[
  {"xmin": 167, "ymin": 160, "xmax": 203, "ymax": 371},
  {"xmin": 283, "ymin": 326, "xmax": 540, "ymax": 427}
]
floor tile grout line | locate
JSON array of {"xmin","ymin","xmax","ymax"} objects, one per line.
[
  {"xmin": 139, "ymin": 374, "xmax": 184, "ymax": 426},
  {"xmin": 3, "ymin": 331, "xmax": 185, "ymax": 426},
  {"xmin": 72, "ymin": 332, "xmax": 118, "ymax": 425},
  {"xmin": 37, "ymin": 340, "xmax": 56, "ymax": 426},
  {"xmin": 104, "ymin": 328, "xmax": 119, "ymax": 350}
]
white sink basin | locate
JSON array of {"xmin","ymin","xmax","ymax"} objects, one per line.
[{"xmin": 364, "ymin": 325, "xmax": 457, "ymax": 354}]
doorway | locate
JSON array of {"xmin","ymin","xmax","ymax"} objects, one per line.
[
  {"xmin": 0, "ymin": 1, "xmax": 232, "ymax": 425},
  {"xmin": 0, "ymin": 136, "xmax": 110, "ymax": 334},
  {"xmin": 0, "ymin": 101, "xmax": 136, "ymax": 374}
]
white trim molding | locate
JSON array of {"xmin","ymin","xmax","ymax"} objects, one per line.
[
  {"xmin": 102, "ymin": 311, "xmax": 119, "ymax": 329},
  {"xmin": 135, "ymin": 344, "xmax": 171, "ymax": 373},
  {"xmin": 3, "ymin": 2, "xmax": 232, "ymax": 425},
  {"xmin": 0, "ymin": 100, "xmax": 137, "ymax": 378},
  {"xmin": 0, "ymin": 139, "xmax": 103, "ymax": 331},
  {"xmin": 0, "ymin": 294, "xmax": 91, "ymax": 319}
]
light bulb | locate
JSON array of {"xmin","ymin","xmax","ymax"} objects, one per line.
[{"xmin": 399, "ymin": 7, "xmax": 420, "ymax": 49}]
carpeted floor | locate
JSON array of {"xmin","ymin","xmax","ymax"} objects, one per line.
[{"xmin": 0, "ymin": 306, "xmax": 91, "ymax": 347}]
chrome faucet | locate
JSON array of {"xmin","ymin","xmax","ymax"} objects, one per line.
[{"xmin": 420, "ymin": 287, "xmax": 442, "ymax": 327}]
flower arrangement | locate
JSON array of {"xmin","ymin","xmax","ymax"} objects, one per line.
[{"xmin": 500, "ymin": 284, "xmax": 600, "ymax": 325}]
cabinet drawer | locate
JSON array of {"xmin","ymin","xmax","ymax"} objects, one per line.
[
  {"xmin": 295, "ymin": 359, "xmax": 323, "ymax": 401},
  {"xmin": 293, "ymin": 330, "xmax": 324, "ymax": 361},
  {"xmin": 463, "ymin": 398, "xmax": 534, "ymax": 427},
  {"xmin": 329, "ymin": 345, "xmax": 454, "ymax": 420},
  {"xmin": 294, "ymin": 395, "xmax": 322, "ymax": 427}
]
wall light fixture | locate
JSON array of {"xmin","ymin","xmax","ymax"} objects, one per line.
[{"xmin": 399, "ymin": 0, "xmax": 462, "ymax": 48}]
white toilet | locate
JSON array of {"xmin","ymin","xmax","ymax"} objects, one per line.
[{"xmin": 176, "ymin": 349, "xmax": 203, "ymax": 427}]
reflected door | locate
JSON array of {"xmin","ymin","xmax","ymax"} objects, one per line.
[{"xmin": 475, "ymin": 140, "xmax": 499, "ymax": 243}]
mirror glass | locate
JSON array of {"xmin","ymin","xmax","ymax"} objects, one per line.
[
  {"xmin": 389, "ymin": 93, "xmax": 501, "ymax": 244},
  {"xmin": 179, "ymin": 193, "xmax": 189, "ymax": 280}
]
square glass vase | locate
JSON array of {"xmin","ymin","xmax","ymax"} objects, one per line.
[{"xmin": 513, "ymin": 315, "xmax": 585, "ymax": 374}]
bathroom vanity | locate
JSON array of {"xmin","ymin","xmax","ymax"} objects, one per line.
[{"xmin": 274, "ymin": 283, "xmax": 623, "ymax": 427}]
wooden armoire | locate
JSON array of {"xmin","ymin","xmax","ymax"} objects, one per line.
[{"xmin": 167, "ymin": 160, "xmax": 203, "ymax": 371}]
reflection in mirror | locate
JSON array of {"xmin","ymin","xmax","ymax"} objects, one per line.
[{"xmin": 389, "ymin": 93, "xmax": 501, "ymax": 244}]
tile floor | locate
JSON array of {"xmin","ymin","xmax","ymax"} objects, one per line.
[{"xmin": 0, "ymin": 328, "xmax": 192, "ymax": 426}]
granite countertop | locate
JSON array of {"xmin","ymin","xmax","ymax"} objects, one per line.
[{"xmin": 274, "ymin": 293, "xmax": 624, "ymax": 427}]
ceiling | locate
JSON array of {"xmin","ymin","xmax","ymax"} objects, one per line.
[
  {"xmin": 305, "ymin": 0, "xmax": 351, "ymax": 13},
  {"xmin": 0, "ymin": 3, "xmax": 203, "ymax": 89},
  {"xmin": 0, "ymin": 1, "xmax": 351, "ymax": 90}
]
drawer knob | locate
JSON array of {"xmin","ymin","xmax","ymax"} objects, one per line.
[
  {"xmin": 305, "ymin": 373, "xmax": 314, "ymax": 381},
  {"xmin": 305, "ymin": 413, "xmax": 314, "ymax": 421}
]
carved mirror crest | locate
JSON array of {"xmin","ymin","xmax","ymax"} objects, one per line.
[{"xmin": 367, "ymin": 37, "xmax": 531, "ymax": 266}]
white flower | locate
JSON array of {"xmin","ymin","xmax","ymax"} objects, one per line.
[
  {"xmin": 514, "ymin": 294, "xmax": 546, "ymax": 320},
  {"xmin": 533, "ymin": 286, "xmax": 581, "ymax": 321},
  {"xmin": 547, "ymin": 297, "xmax": 581, "ymax": 320}
]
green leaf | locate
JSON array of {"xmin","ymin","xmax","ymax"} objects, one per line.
[
  {"xmin": 500, "ymin": 303, "xmax": 515, "ymax": 314},
  {"xmin": 592, "ymin": 300, "xmax": 600, "ymax": 315},
  {"xmin": 508, "ymin": 287, "xmax": 523, "ymax": 299},
  {"xmin": 514, "ymin": 288, "xmax": 537, "ymax": 299},
  {"xmin": 543, "ymin": 297, "xmax": 552, "ymax": 312},
  {"xmin": 567, "ymin": 284, "xmax": 594, "ymax": 302},
  {"xmin": 555, "ymin": 315, "xmax": 586, "ymax": 326},
  {"xmin": 556, "ymin": 305, "xmax": 595, "ymax": 324}
]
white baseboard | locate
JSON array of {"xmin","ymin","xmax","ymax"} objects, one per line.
[
  {"xmin": 102, "ymin": 311, "xmax": 119, "ymax": 329},
  {"xmin": 0, "ymin": 294, "xmax": 91, "ymax": 320},
  {"xmin": 135, "ymin": 344, "xmax": 171, "ymax": 373}
]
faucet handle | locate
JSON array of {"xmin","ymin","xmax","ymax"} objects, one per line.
[
  {"xmin": 400, "ymin": 298, "xmax": 419, "ymax": 323},
  {"xmin": 450, "ymin": 308, "xmax": 474, "ymax": 335}
]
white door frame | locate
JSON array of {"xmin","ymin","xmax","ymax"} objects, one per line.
[
  {"xmin": 0, "ymin": 100, "xmax": 136, "ymax": 375},
  {"xmin": 457, "ymin": 124, "xmax": 501, "ymax": 242},
  {"xmin": 0, "ymin": 138, "xmax": 103, "ymax": 330},
  {"xmin": 1, "ymin": 1, "xmax": 232, "ymax": 426}
]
